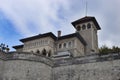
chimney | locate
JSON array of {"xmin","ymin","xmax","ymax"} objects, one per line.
[{"xmin": 58, "ymin": 30, "xmax": 61, "ymax": 37}]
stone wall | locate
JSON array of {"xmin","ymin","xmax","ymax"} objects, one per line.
[
  {"xmin": 53, "ymin": 59, "xmax": 120, "ymax": 80},
  {"xmin": 0, "ymin": 51, "xmax": 53, "ymax": 80},
  {"xmin": 0, "ymin": 51, "xmax": 120, "ymax": 80},
  {"xmin": 53, "ymin": 53, "xmax": 120, "ymax": 80},
  {"xmin": 0, "ymin": 60, "xmax": 4, "ymax": 79},
  {"xmin": 3, "ymin": 60, "xmax": 52, "ymax": 80}
]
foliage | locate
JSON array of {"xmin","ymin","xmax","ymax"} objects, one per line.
[
  {"xmin": 0, "ymin": 43, "xmax": 10, "ymax": 52},
  {"xmin": 99, "ymin": 45, "xmax": 120, "ymax": 54}
]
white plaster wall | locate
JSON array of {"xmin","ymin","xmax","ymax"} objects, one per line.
[
  {"xmin": 24, "ymin": 46, "xmax": 54, "ymax": 55},
  {"xmin": 23, "ymin": 37, "xmax": 55, "ymax": 53},
  {"xmin": 57, "ymin": 37, "xmax": 84, "ymax": 57},
  {"xmin": 57, "ymin": 37, "xmax": 75, "ymax": 51}
]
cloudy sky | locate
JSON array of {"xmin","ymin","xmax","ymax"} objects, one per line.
[{"xmin": 0, "ymin": 0, "xmax": 120, "ymax": 51}]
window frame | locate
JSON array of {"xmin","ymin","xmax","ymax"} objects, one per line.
[{"xmin": 82, "ymin": 24, "xmax": 86, "ymax": 30}]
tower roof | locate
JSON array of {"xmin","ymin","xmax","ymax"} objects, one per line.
[{"xmin": 71, "ymin": 16, "xmax": 101, "ymax": 30}]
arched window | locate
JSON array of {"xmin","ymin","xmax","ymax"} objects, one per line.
[
  {"xmin": 76, "ymin": 25, "xmax": 81, "ymax": 31},
  {"xmin": 87, "ymin": 23, "xmax": 91, "ymax": 29},
  {"xmin": 59, "ymin": 44, "xmax": 62, "ymax": 49},
  {"xmin": 42, "ymin": 48, "xmax": 47, "ymax": 56},
  {"xmin": 36, "ymin": 49, "xmax": 40, "ymax": 54},
  {"xmin": 68, "ymin": 42, "xmax": 72, "ymax": 47},
  {"xmin": 63, "ymin": 43, "xmax": 66, "ymax": 48},
  {"xmin": 48, "ymin": 50, "xmax": 51, "ymax": 57},
  {"xmin": 82, "ymin": 24, "xmax": 86, "ymax": 30}
]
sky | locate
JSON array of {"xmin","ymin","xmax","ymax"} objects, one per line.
[{"xmin": 0, "ymin": 0, "xmax": 120, "ymax": 51}]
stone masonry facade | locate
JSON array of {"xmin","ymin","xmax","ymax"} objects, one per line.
[{"xmin": 0, "ymin": 51, "xmax": 120, "ymax": 80}]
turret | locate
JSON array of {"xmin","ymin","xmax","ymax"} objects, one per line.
[{"xmin": 71, "ymin": 16, "xmax": 101, "ymax": 54}]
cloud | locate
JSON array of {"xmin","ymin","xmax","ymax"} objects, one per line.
[
  {"xmin": 0, "ymin": 0, "xmax": 120, "ymax": 48},
  {"xmin": 96, "ymin": 0, "xmax": 120, "ymax": 47},
  {"xmin": 0, "ymin": 0, "xmax": 74, "ymax": 37}
]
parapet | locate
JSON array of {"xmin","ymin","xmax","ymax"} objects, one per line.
[{"xmin": 0, "ymin": 51, "xmax": 120, "ymax": 67}]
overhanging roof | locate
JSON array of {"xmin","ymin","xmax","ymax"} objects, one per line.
[
  {"xmin": 71, "ymin": 16, "xmax": 101, "ymax": 30},
  {"xmin": 15, "ymin": 32, "xmax": 86, "ymax": 47},
  {"xmin": 20, "ymin": 32, "xmax": 57, "ymax": 42},
  {"xmin": 58, "ymin": 32, "xmax": 87, "ymax": 46},
  {"xmin": 13, "ymin": 45, "xmax": 23, "ymax": 49}
]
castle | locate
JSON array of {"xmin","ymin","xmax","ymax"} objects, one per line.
[
  {"xmin": 0, "ymin": 16, "xmax": 120, "ymax": 80},
  {"xmin": 13, "ymin": 16, "xmax": 101, "ymax": 57}
]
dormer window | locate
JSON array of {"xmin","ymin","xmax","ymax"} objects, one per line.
[
  {"xmin": 82, "ymin": 24, "xmax": 86, "ymax": 30},
  {"xmin": 87, "ymin": 23, "xmax": 91, "ymax": 29}
]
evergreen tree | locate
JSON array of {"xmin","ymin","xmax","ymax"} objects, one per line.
[{"xmin": 99, "ymin": 45, "xmax": 120, "ymax": 55}]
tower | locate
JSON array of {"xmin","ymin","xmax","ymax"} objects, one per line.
[{"xmin": 71, "ymin": 16, "xmax": 101, "ymax": 55}]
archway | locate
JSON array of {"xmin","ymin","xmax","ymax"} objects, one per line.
[
  {"xmin": 42, "ymin": 48, "xmax": 47, "ymax": 56},
  {"xmin": 36, "ymin": 49, "xmax": 40, "ymax": 54}
]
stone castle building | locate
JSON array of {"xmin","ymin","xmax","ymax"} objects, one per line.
[
  {"xmin": 13, "ymin": 16, "xmax": 101, "ymax": 57},
  {"xmin": 0, "ymin": 16, "xmax": 120, "ymax": 80}
]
